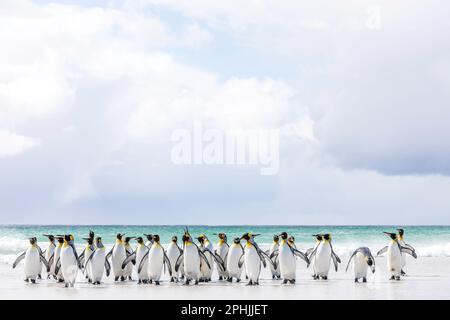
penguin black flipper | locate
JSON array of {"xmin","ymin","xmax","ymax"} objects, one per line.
[
  {"xmin": 163, "ymin": 251, "xmax": 173, "ymax": 276},
  {"xmin": 204, "ymin": 248, "xmax": 226, "ymax": 272},
  {"xmin": 197, "ymin": 249, "xmax": 211, "ymax": 269},
  {"xmin": 292, "ymin": 248, "xmax": 310, "ymax": 266},
  {"xmin": 40, "ymin": 254, "xmax": 50, "ymax": 272},
  {"xmin": 70, "ymin": 243, "xmax": 82, "ymax": 269},
  {"xmin": 331, "ymin": 252, "xmax": 339, "ymax": 272},
  {"xmin": 104, "ymin": 259, "xmax": 111, "ymax": 277},
  {"xmin": 106, "ymin": 245, "xmax": 115, "ymax": 261},
  {"xmin": 48, "ymin": 253, "xmax": 55, "ymax": 268},
  {"xmin": 37, "ymin": 245, "xmax": 43, "ymax": 255},
  {"xmin": 345, "ymin": 249, "xmax": 359, "ymax": 272},
  {"xmin": 54, "ymin": 257, "xmax": 61, "ymax": 275},
  {"xmin": 403, "ymin": 243, "xmax": 416, "ymax": 252},
  {"xmin": 238, "ymin": 253, "xmax": 245, "ymax": 268},
  {"xmin": 121, "ymin": 252, "xmax": 137, "ymax": 269},
  {"xmin": 84, "ymin": 248, "xmax": 96, "ymax": 269},
  {"xmin": 174, "ymin": 254, "xmax": 184, "ymax": 272},
  {"xmin": 269, "ymin": 249, "xmax": 279, "ymax": 259},
  {"xmin": 12, "ymin": 252, "xmax": 26, "ymax": 268},
  {"xmin": 377, "ymin": 246, "xmax": 388, "ymax": 256},
  {"xmin": 400, "ymin": 246, "xmax": 418, "ymax": 259},
  {"xmin": 126, "ymin": 249, "xmax": 136, "ymax": 265},
  {"xmin": 137, "ymin": 251, "xmax": 149, "ymax": 274},
  {"xmin": 305, "ymin": 247, "xmax": 314, "ymax": 258},
  {"xmin": 329, "ymin": 243, "xmax": 341, "ymax": 264}
]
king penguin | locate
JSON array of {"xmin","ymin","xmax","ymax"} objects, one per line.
[
  {"xmin": 107, "ymin": 233, "xmax": 127, "ymax": 281},
  {"xmin": 226, "ymin": 237, "xmax": 244, "ymax": 283},
  {"xmin": 215, "ymin": 233, "xmax": 229, "ymax": 281},
  {"xmin": 42, "ymin": 234, "xmax": 56, "ymax": 279},
  {"xmin": 267, "ymin": 235, "xmax": 280, "ymax": 279},
  {"xmin": 147, "ymin": 235, "xmax": 172, "ymax": 285},
  {"xmin": 175, "ymin": 228, "xmax": 210, "ymax": 285},
  {"xmin": 58, "ymin": 235, "xmax": 82, "ymax": 287},
  {"xmin": 239, "ymin": 233, "xmax": 273, "ymax": 285},
  {"xmin": 123, "ymin": 236, "xmax": 135, "ymax": 281},
  {"xmin": 309, "ymin": 234, "xmax": 341, "ymax": 280},
  {"xmin": 85, "ymin": 237, "xmax": 110, "ymax": 285},
  {"xmin": 397, "ymin": 228, "xmax": 416, "ymax": 276},
  {"xmin": 13, "ymin": 237, "xmax": 49, "ymax": 283},
  {"xmin": 377, "ymin": 232, "xmax": 417, "ymax": 280},
  {"xmin": 53, "ymin": 236, "xmax": 65, "ymax": 282},
  {"xmin": 122, "ymin": 237, "xmax": 147, "ymax": 284},
  {"xmin": 345, "ymin": 247, "xmax": 376, "ymax": 282},
  {"xmin": 197, "ymin": 234, "xmax": 214, "ymax": 282},
  {"xmin": 275, "ymin": 232, "xmax": 309, "ymax": 284},
  {"xmin": 167, "ymin": 235, "xmax": 183, "ymax": 282}
]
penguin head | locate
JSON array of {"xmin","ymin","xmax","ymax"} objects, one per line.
[
  {"xmin": 43, "ymin": 234, "xmax": 55, "ymax": 242},
  {"xmin": 144, "ymin": 234, "xmax": 153, "ymax": 242},
  {"xmin": 323, "ymin": 234, "xmax": 331, "ymax": 242},
  {"xmin": 64, "ymin": 234, "xmax": 73, "ymax": 243},
  {"xmin": 82, "ymin": 237, "xmax": 94, "ymax": 245},
  {"xmin": 56, "ymin": 236, "xmax": 64, "ymax": 244},
  {"xmin": 116, "ymin": 233, "xmax": 124, "ymax": 241},
  {"xmin": 233, "ymin": 237, "xmax": 241, "ymax": 244},
  {"xmin": 397, "ymin": 228, "xmax": 404, "ymax": 239},
  {"xmin": 136, "ymin": 237, "xmax": 144, "ymax": 244},
  {"xmin": 152, "ymin": 234, "xmax": 160, "ymax": 243},
  {"xmin": 383, "ymin": 232, "xmax": 397, "ymax": 241},
  {"xmin": 29, "ymin": 237, "xmax": 37, "ymax": 245},
  {"xmin": 278, "ymin": 232, "xmax": 288, "ymax": 240},
  {"xmin": 240, "ymin": 233, "xmax": 259, "ymax": 242},
  {"xmin": 89, "ymin": 230, "xmax": 95, "ymax": 240},
  {"xmin": 273, "ymin": 235, "xmax": 279, "ymax": 243},
  {"xmin": 196, "ymin": 234, "xmax": 206, "ymax": 244},
  {"xmin": 182, "ymin": 231, "xmax": 193, "ymax": 243},
  {"xmin": 95, "ymin": 237, "xmax": 104, "ymax": 248},
  {"xmin": 288, "ymin": 236, "xmax": 295, "ymax": 244},
  {"xmin": 125, "ymin": 237, "xmax": 135, "ymax": 244},
  {"xmin": 171, "ymin": 236, "xmax": 178, "ymax": 243},
  {"xmin": 312, "ymin": 234, "xmax": 323, "ymax": 241},
  {"xmin": 217, "ymin": 233, "xmax": 227, "ymax": 242}
]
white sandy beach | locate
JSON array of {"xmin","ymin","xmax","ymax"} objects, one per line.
[{"xmin": 1, "ymin": 255, "xmax": 449, "ymax": 300}]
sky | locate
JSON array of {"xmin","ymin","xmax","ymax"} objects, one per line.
[{"xmin": 1, "ymin": 0, "xmax": 450, "ymax": 225}]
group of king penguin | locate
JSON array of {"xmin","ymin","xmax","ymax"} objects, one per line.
[{"xmin": 12, "ymin": 227, "xmax": 417, "ymax": 287}]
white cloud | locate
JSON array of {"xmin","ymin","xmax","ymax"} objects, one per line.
[{"xmin": 0, "ymin": 130, "xmax": 39, "ymax": 157}]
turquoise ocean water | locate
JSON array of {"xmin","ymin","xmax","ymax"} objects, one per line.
[{"xmin": 1, "ymin": 225, "xmax": 449, "ymax": 263}]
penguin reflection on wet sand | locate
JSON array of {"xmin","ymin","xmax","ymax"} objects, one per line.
[
  {"xmin": 309, "ymin": 234, "xmax": 341, "ymax": 280},
  {"xmin": 377, "ymin": 232, "xmax": 417, "ymax": 280},
  {"xmin": 346, "ymin": 247, "xmax": 376, "ymax": 282},
  {"xmin": 13, "ymin": 237, "xmax": 49, "ymax": 283}
]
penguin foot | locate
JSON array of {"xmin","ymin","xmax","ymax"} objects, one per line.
[
  {"xmin": 114, "ymin": 276, "xmax": 119, "ymax": 281},
  {"xmin": 120, "ymin": 276, "xmax": 126, "ymax": 281},
  {"xmin": 321, "ymin": 276, "xmax": 328, "ymax": 280},
  {"xmin": 236, "ymin": 279, "xmax": 241, "ymax": 283},
  {"xmin": 363, "ymin": 278, "xmax": 367, "ymax": 283},
  {"xmin": 289, "ymin": 279, "xmax": 295, "ymax": 284},
  {"xmin": 30, "ymin": 279, "xmax": 36, "ymax": 284},
  {"xmin": 254, "ymin": 281, "xmax": 259, "ymax": 285},
  {"xmin": 272, "ymin": 275, "xmax": 275, "ymax": 280},
  {"xmin": 227, "ymin": 278, "xmax": 233, "ymax": 283},
  {"xmin": 194, "ymin": 280, "xmax": 199, "ymax": 285},
  {"xmin": 283, "ymin": 279, "xmax": 288, "ymax": 284},
  {"xmin": 354, "ymin": 278, "xmax": 359, "ymax": 283},
  {"xmin": 155, "ymin": 281, "xmax": 160, "ymax": 285},
  {"xmin": 64, "ymin": 283, "xmax": 69, "ymax": 288},
  {"xmin": 58, "ymin": 279, "xmax": 64, "ymax": 283},
  {"xmin": 183, "ymin": 279, "xmax": 190, "ymax": 285},
  {"xmin": 24, "ymin": 278, "xmax": 29, "ymax": 282},
  {"xmin": 218, "ymin": 276, "xmax": 222, "ymax": 281},
  {"xmin": 395, "ymin": 276, "xmax": 401, "ymax": 281},
  {"xmin": 38, "ymin": 274, "xmax": 41, "ymax": 280},
  {"xmin": 401, "ymin": 270, "xmax": 406, "ymax": 276},
  {"xmin": 246, "ymin": 280, "xmax": 253, "ymax": 286},
  {"xmin": 138, "ymin": 280, "xmax": 142, "ymax": 284}
]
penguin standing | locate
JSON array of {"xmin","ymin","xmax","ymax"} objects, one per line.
[
  {"xmin": 13, "ymin": 237, "xmax": 49, "ymax": 283},
  {"xmin": 166, "ymin": 236, "xmax": 183, "ymax": 282},
  {"xmin": 397, "ymin": 229, "xmax": 416, "ymax": 276},
  {"xmin": 147, "ymin": 235, "xmax": 172, "ymax": 285},
  {"xmin": 175, "ymin": 228, "xmax": 210, "ymax": 285},
  {"xmin": 288, "ymin": 236, "xmax": 297, "ymax": 249},
  {"xmin": 226, "ymin": 237, "xmax": 244, "ymax": 283},
  {"xmin": 81, "ymin": 237, "xmax": 95, "ymax": 283},
  {"xmin": 215, "ymin": 233, "xmax": 229, "ymax": 281},
  {"xmin": 43, "ymin": 234, "xmax": 56, "ymax": 279},
  {"xmin": 309, "ymin": 234, "xmax": 341, "ymax": 280},
  {"xmin": 107, "ymin": 233, "xmax": 127, "ymax": 281},
  {"xmin": 306, "ymin": 234, "xmax": 322, "ymax": 260},
  {"xmin": 53, "ymin": 236, "xmax": 64, "ymax": 282},
  {"xmin": 144, "ymin": 233, "xmax": 154, "ymax": 248},
  {"xmin": 123, "ymin": 237, "xmax": 135, "ymax": 281},
  {"xmin": 239, "ymin": 233, "xmax": 273, "ymax": 285},
  {"xmin": 122, "ymin": 237, "xmax": 148, "ymax": 284},
  {"xmin": 197, "ymin": 235, "xmax": 214, "ymax": 282},
  {"xmin": 275, "ymin": 232, "xmax": 309, "ymax": 284},
  {"xmin": 377, "ymin": 232, "xmax": 417, "ymax": 280},
  {"xmin": 58, "ymin": 235, "xmax": 82, "ymax": 287},
  {"xmin": 267, "ymin": 235, "xmax": 280, "ymax": 279},
  {"xmin": 85, "ymin": 237, "xmax": 110, "ymax": 285},
  {"xmin": 345, "ymin": 247, "xmax": 376, "ymax": 282}
]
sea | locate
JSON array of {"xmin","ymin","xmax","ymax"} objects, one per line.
[{"xmin": 1, "ymin": 225, "xmax": 449, "ymax": 264}]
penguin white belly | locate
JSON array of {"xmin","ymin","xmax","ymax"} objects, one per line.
[
  {"xmin": 216, "ymin": 244, "xmax": 228, "ymax": 277},
  {"xmin": 314, "ymin": 243, "xmax": 331, "ymax": 277},
  {"xmin": 90, "ymin": 249, "xmax": 105, "ymax": 283},
  {"xmin": 24, "ymin": 247, "xmax": 41, "ymax": 280},
  {"xmin": 226, "ymin": 246, "xmax": 243, "ymax": 279},
  {"xmin": 269, "ymin": 243, "xmax": 280, "ymax": 277},
  {"xmin": 148, "ymin": 245, "xmax": 164, "ymax": 281},
  {"xmin": 387, "ymin": 243, "xmax": 402, "ymax": 277},
  {"xmin": 244, "ymin": 246, "xmax": 261, "ymax": 282},
  {"xmin": 112, "ymin": 245, "xmax": 126, "ymax": 279},
  {"xmin": 60, "ymin": 246, "xmax": 78, "ymax": 285},
  {"xmin": 166, "ymin": 244, "xmax": 180, "ymax": 278},
  {"xmin": 183, "ymin": 244, "xmax": 200, "ymax": 281},
  {"xmin": 354, "ymin": 252, "xmax": 368, "ymax": 279},
  {"xmin": 279, "ymin": 243, "xmax": 296, "ymax": 280},
  {"xmin": 136, "ymin": 247, "xmax": 149, "ymax": 280}
]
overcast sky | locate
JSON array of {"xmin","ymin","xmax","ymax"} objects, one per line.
[{"xmin": 1, "ymin": 0, "xmax": 450, "ymax": 225}]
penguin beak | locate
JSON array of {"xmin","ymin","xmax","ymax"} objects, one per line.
[
  {"xmin": 253, "ymin": 234, "xmax": 260, "ymax": 237},
  {"xmin": 383, "ymin": 232, "xmax": 391, "ymax": 236}
]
